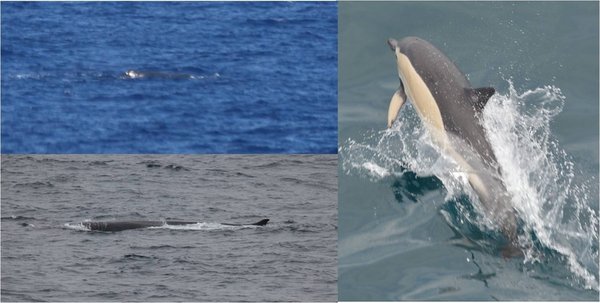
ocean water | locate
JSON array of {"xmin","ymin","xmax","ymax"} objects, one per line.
[
  {"xmin": 1, "ymin": 155, "xmax": 337, "ymax": 301},
  {"xmin": 338, "ymin": 2, "xmax": 599, "ymax": 300},
  {"xmin": 1, "ymin": 2, "xmax": 337, "ymax": 153}
]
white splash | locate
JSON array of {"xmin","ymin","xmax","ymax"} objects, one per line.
[
  {"xmin": 63, "ymin": 222, "xmax": 90, "ymax": 231},
  {"xmin": 482, "ymin": 81, "xmax": 598, "ymax": 290},
  {"xmin": 361, "ymin": 162, "xmax": 391, "ymax": 178},
  {"xmin": 149, "ymin": 222, "xmax": 249, "ymax": 231},
  {"xmin": 124, "ymin": 70, "xmax": 143, "ymax": 79},
  {"xmin": 340, "ymin": 103, "xmax": 464, "ymax": 196}
]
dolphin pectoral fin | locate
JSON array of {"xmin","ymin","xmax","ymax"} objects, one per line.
[
  {"xmin": 387, "ymin": 87, "xmax": 407, "ymax": 128},
  {"xmin": 467, "ymin": 173, "xmax": 491, "ymax": 203},
  {"xmin": 467, "ymin": 87, "xmax": 496, "ymax": 112}
]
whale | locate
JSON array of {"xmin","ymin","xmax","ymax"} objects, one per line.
[
  {"xmin": 123, "ymin": 70, "xmax": 199, "ymax": 80},
  {"xmin": 81, "ymin": 218, "xmax": 269, "ymax": 232},
  {"xmin": 386, "ymin": 37, "xmax": 519, "ymax": 252}
]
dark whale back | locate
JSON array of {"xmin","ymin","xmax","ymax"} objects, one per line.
[
  {"xmin": 221, "ymin": 219, "xmax": 269, "ymax": 226},
  {"xmin": 81, "ymin": 219, "xmax": 270, "ymax": 232},
  {"xmin": 82, "ymin": 221, "xmax": 161, "ymax": 232}
]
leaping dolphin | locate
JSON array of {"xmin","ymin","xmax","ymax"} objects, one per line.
[
  {"xmin": 81, "ymin": 219, "xmax": 269, "ymax": 232},
  {"xmin": 386, "ymin": 37, "xmax": 518, "ymax": 252}
]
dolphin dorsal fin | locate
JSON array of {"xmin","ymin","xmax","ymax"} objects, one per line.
[{"xmin": 467, "ymin": 87, "xmax": 495, "ymax": 112}]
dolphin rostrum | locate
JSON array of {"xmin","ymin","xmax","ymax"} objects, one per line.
[
  {"xmin": 386, "ymin": 37, "xmax": 518, "ymax": 251},
  {"xmin": 81, "ymin": 219, "xmax": 269, "ymax": 232}
]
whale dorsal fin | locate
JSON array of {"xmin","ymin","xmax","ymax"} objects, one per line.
[
  {"xmin": 252, "ymin": 219, "xmax": 269, "ymax": 226},
  {"xmin": 468, "ymin": 87, "xmax": 495, "ymax": 112}
]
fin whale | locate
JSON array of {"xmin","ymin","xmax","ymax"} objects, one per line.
[
  {"xmin": 123, "ymin": 70, "xmax": 198, "ymax": 80},
  {"xmin": 81, "ymin": 219, "xmax": 269, "ymax": 232},
  {"xmin": 386, "ymin": 37, "xmax": 518, "ymax": 252}
]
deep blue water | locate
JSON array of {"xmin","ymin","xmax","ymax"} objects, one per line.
[{"xmin": 1, "ymin": 2, "xmax": 337, "ymax": 153}]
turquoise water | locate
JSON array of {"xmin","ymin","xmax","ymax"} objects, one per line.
[{"xmin": 339, "ymin": 2, "xmax": 598, "ymax": 300}]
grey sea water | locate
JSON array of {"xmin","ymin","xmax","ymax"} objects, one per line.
[
  {"xmin": 339, "ymin": 2, "xmax": 599, "ymax": 300},
  {"xmin": 1, "ymin": 155, "xmax": 337, "ymax": 301}
]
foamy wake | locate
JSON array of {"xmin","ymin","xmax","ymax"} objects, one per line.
[
  {"xmin": 64, "ymin": 222, "xmax": 89, "ymax": 231},
  {"xmin": 148, "ymin": 222, "xmax": 254, "ymax": 231},
  {"xmin": 339, "ymin": 80, "xmax": 599, "ymax": 290}
]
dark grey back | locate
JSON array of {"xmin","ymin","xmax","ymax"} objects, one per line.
[
  {"xmin": 83, "ymin": 220, "xmax": 197, "ymax": 231},
  {"xmin": 83, "ymin": 221, "xmax": 163, "ymax": 232},
  {"xmin": 81, "ymin": 218, "xmax": 269, "ymax": 232}
]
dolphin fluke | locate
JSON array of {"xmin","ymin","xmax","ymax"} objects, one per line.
[{"xmin": 501, "ymin": 243, "xmax": 524, "ymax": 259}]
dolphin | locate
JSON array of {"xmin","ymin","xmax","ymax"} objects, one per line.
[
  {"xmin": 386, "ymin": 37, "xmax": 519, "ymax": 252},
  {"xmin": 81, "ymin": 219, "xmax": 269, "ymax": 232}
]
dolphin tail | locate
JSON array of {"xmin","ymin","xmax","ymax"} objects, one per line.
[{"xmin": 501, "ymin": 243, "xmax": 524, "ymax": 258}]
